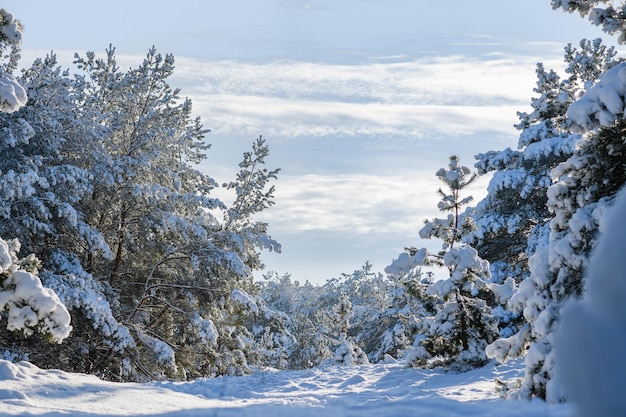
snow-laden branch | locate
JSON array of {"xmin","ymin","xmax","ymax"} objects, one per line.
[
  {"xmin": 567, "ymin": 61, "xmax": 626, "ymax": 131},
  {"xmin": 0, "ymin": 74, "xmax": 27, "ymax": 112},
  {"xmin": 0, "ymin": 9, "xmax": 27, "ymax": 113},
  {"xmin": 0, "ymin": 238, "xmax": 71, "ymax": 342}
]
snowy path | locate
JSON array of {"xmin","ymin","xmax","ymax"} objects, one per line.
[{"xmin": 0, "ymin": 359, "xmax": 571, "ymax": 416}]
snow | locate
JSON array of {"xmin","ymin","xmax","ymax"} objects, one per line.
[
  {"xmin": 384, "ymin": 249, "xmax": 426, "ymax": 276},
  {"xmin": 192, "ymin": 313, "xmax": 219, "ymax": 345},
  {"xmin": 0, "ymin": 75, "xmax": 27, "ymax": 113},
  {"xmin": 0, "ymin": 238, "xmax": 71, "ymax": 342},
  {"xmin": 0, "ymin": 358, "xmax": 572, "ymax": 417},
  {"xmin": 231, "ymin": 288, "xmax": 259, "ymax": 314},
  {"xmin": 487, "ymin": 277, "xmax": 516, "ymax": 305},
  {"xmin": 556, "ymin": 187, "xmax": 626, "ymax": 417},
  {"xmin": 567, "ymin": 61, "xmax": 626, "ymax": 131},
  {"xmin": 0, "ymin": 9, "xmax": 23, "ymax": 45}
]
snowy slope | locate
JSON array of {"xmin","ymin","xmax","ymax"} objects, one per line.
[{"xmin": 0, "ymin": 359, "xmax": 571, "ymax": 417}]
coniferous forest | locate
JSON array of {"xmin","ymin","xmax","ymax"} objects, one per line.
[{"xmin": 1, "ymin": 1, "xmax": 626, "ymax": 410}]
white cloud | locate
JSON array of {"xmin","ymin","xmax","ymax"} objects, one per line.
[
  {"xmin": 257, "ymin": 173, "xmax": 490, "ymax": 235},
  {"xmin": 172, "ymin": 53, "xmax": 567, "ymax": 142},
  {"xmin": 194, "ymin": 94, "xmax": 522, "ymax": 139}
]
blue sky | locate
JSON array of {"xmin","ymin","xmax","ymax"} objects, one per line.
[{"xmin": 4, "ymin": 1, "xmax": 619, "ymax": 283}]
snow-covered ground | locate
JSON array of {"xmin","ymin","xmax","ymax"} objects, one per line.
[{"xmin": 0, "ymin": 359, "xmax": 571, "ymax": 417}]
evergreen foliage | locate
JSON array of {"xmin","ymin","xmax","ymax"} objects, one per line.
[
  {"xmin": 469, "ymin": 38, "xmax": 615, "ymax": 285},
  {"xmin": 388, "ymin": 156, "xmax": 498, "ymax": 370},
  {"xmin": 553, "ymin": 0, "xmax": 626, "ymax": 44},
  {"xmin": 0, "ymin": 43, "xmax": 280, "ymax": 380}
]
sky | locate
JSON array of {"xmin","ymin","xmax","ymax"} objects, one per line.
[{"xmin": 3, "ymin": 0, "xmax": 619, "ymax": 284}]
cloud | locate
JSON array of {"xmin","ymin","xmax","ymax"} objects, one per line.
[
  {"xmin": 252, "ymin": 172, "xmax": 491, "ymax": 280},
  {"xmin": 193, "ymin": 94, "xmax": 521, "ymax": 139},
  {"xmin": 256, "ymin": 173, "xmax": 490, "ymax": 235},
  {"xmin": 175, "ymin": 55, "xmax": 542, "ymax": 105},
  {"xmin": 20, "ymin": 48, "xmax": 566, "ymax": 147},
  {"xmin": 171, "ymin": 53, "xmax": 566, "ymax": 143}
]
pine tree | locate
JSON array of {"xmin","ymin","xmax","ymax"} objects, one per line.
[
  {"xmin": 258, "ymin": 273, "xmax": 334, "ymax": 369},
  {"xmin": 0, "ymin": 45, "xmax": 280, "ymax": 380},
  {"xmin": 469, "ymin": 38, "xmax": 616, "ymax": 284},
  {"xmin": 0, "ymin": 9, "xmax": 27, "ymax": 113},
  {"xmin": 323, "ymin": 263, "xmax": 391, "ymax": 361},
  {"xmin": 389, "ymin": 156, "xmax": 498, "ymax": 370},
  {"xmin": 556, "ymin": 188, "xmax": 626, "ymax": 416},
  {"xmin": 487, "ymin": 57, "xmax": 626, "ymax": 402},
  {"xmin": 327, "ymin": 295, "xmax": 369, "ymax": 366},
  {"xmin": 0, "ymin": 9, "xmax": 72, "ymax": 357},
  {"xmin": 382, "ymin": 253, "xmax": 434, "ymax": 363}
]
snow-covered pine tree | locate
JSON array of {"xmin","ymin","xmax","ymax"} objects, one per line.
[
  {"xmin": 0, "ymin": 53, "xmax": 134, "ymax": 375},
  {"xmin": 487, "ymin": 59, "xmax": 626, "ymax": 402},
  {"xmin": 319, "ymin": 263, "xmax": 391, "ymax": 362},
  {"xmin": 327, "ymin": 295, "xmax": 369, "ymax": 366},
  {"xmin": 380, "ymin": 256, "xmax": 434, "ymax": 363},
  {"xmin": 0, "ymin": 44, "xmax": 281, "ymax": 380},
  {"xmin": 0, "ymin": 8, "xmax": 72, "ymax": 356},
  {"xmin": 57, "ymin": 47, "xmax": 281, "ymax": 380},
  {"xmin": 556, "ymin": 186, "xmax": 626, "ymax": 417},
  {"xmin": 389, "ymin": 156, "xmax": 498, "ymax": 370},
  {"xmin": 246, "ymin": 295, "xmax": 298, "ymax": 371},
  {"xmin": 469, "ymin": 38, "xmax": 615, "ymax": 285},
  {"xmin": 258, "ymin": 273, "xmax": 334, "ymax": 369},
  {"xmin": 467, "ymin": 40, "xmax": 616, "ymax": 344}
]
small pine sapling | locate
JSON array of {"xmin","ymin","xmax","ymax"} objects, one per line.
[{"xmin": 389, "ymin": 156, "xmax": 498, "ymax": 370}]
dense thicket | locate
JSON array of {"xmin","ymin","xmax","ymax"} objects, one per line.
[{"xmin": 0, "ymin": 13, "xmax": 280, "ymax": 378}]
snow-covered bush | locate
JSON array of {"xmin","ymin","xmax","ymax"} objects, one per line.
[{"xmin": 0, "ymin": 238, "xmax": 71, "ymax": 342}]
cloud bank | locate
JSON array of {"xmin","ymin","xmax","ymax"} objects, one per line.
[{"xmin": 175, "ymin": 54, "xmax": 558, "ymax": 141}]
